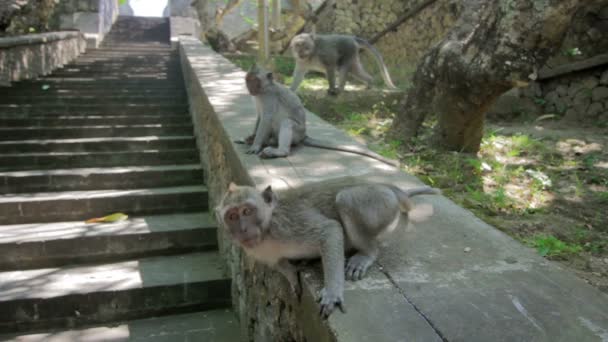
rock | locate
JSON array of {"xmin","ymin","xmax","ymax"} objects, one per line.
[
  {"xmin": 599, "ymin": 6, "xmax": 608, "ymax": 20},
  {"xmin": 600, "ymin": 70, "xmax": 608, "ymax": 86},
  {"xmin": 568, "ymin": 83, "xmax": 584, "ymax": 97},
  {"xmin": 464, "ymin": 247, "xmax": 471, "ymax": 253},
  {"xmin": 592, "ymin": 87, "xmax": 608, "ymax": 102},
  {"xmin": 563, "ymin": 108, "xmax": 581, "ymax": 121},
  {"xmin": 545, "ymin": 90, "xmax": 560, "ymax": 104},
  {"xmin": 603, "ymin": 258, "xmax": 608, "ymax": 264},
  {"xmin": 556, "ymin": 84, "xmax": 568, "ymax": 96},
  {"xmin": 581, "ymin": 76, "xmax": 599, "ymax": 90},
  {"xmin": 587, "ymin": 102, "xmax": 604, "ymax": 117},
  {"xmin": 587, "ymin": 27, "xmax": 603, "ymax": 41}
]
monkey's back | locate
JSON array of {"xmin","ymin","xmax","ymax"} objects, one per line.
[
  {"xmin": 277, "ymin": 176, "xmax": 373, "ymax": 218},
  {"xmin": 314, "ymin": 35, "xmax": 358, "ymax": 66}
]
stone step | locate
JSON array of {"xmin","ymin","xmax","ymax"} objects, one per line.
[
  {"xmin": 0, "ymin": 185, "xmax": 207, "ymax": 224},
  {"xmin": 0, "ymin": 104, "xmax": 188, "ymax": 115},
  {"xmin": 0, "ymin": 95, "xmax": 187, "ymax": 104},
  {"xmin": 0, "ymin": 115, "xmax": 190, "ymax": 127},
  {"xmin": 0, "ymin": 212, "xmax": 216, "ymax": 270},
  {"xmin": 0, "ymin": 149, "xmax": 199, "ymax": 171},
  {"xmin": 93, "ymin": 45, "xmax": 174, "ymax": 51},
  {"xmin": 80, "ymin": 52, "xmax": 175, "ymax": 58},
  {"xmin": 0, "ymin": 310, "xmax": 240, "ymax": 341},
  {"xmin": 0, "ymin": 164, "xmax": 203, "ymax": 193},
  {"xmin": 52, "ymin": 67, "xmax": 180, "ymax": 74},
  {"xmin": 7, "ymin": 77, "xmax": 184, "ymax": 89},
  {"xmin": 47, "ymin": 72, "xmax": 181, "ymax": 79},
  {"xmin": 0, "ymin": 124, "xmax": 193, "ymax": 140},
  {"xmin": 0, "ymin": 88, "xmax": 187, "ymax": 97},
  {"xmin": 0, "ymin": 135, "xmax": 195, "ymax": 153},
  {"xmin": 0, "ymin": 252, "xmax": 230, "ymax": 333}
]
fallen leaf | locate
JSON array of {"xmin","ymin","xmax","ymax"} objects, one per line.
[
  {"xmin": 41, "ymin": 84, "xmax": 50, "ymax": 90},
  {"xmin": 86, "ymin": 213, "xmax": 129, "ymax": 224}
]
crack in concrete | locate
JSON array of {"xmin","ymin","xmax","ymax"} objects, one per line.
[{"xmin": 377, "ymin": 261, "xmax": 449, "ymax": 342}]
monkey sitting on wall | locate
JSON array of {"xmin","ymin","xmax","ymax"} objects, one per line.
[
  {"xmin": 216, "ymin": 176, "xmax": 439, "ymax": 318},
  {"xmin": 237, "ymin": 64, "xmax": 398, "ymax": 166},
  {"xmin": 289, "ymin": 33, "xmax": 398, "ymax": 95}
]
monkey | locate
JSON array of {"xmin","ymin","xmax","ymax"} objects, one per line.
[
  {"xmin": 237, "ymin": 64, "xmax": 399, "ymax": 167},
  {"xmin": 289, "ymin": 33, "xmax": 397, "ymax": 95},
  {"xmin": 215, "ymin": 176, "xmax": 439, "ymax": 318}
]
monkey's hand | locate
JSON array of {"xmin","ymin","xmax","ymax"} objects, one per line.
[
  {"xmin": 234, "ymin": 134, "xmax": 255, "ymax": 145},
  {"xmin": 318, "ymin": 287, "xmax": 345, "ymax": 319},
  {"xmin": 246, "ymin": 144, "xmax": 263, "ymax": 154}
]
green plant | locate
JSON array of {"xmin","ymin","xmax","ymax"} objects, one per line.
[{"xmin": 528, "ymin": 234, "xmax": 582, "ymax": 258}]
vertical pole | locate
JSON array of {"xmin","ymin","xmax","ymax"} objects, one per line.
[
  {"xmin": 257, "ymin": 0, "xmax": 269, "ymax": 63},
  {"xmin": 271, "ymin": 0, "xmax": 281, "ymax": 30}
]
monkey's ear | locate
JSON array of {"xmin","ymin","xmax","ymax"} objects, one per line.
[
  {"xmin": 228, "ymin": 182, "xmax": 238, "ymax": 192},
  {"xmin": 261, "ymin": 185, "xmax": 276, "ymax": 205}
]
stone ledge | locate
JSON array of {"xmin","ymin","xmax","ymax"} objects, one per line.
[
  {"xmin": 0, "ymin": 31, "xmax": 82, "ymax": 48},
  {"xmin": 178, "ymin": 35, "xmax": 608, "ymax": 342},
  {"xmin": 0, "ymin": 31, "xmax": 86, "ymax": 86}
]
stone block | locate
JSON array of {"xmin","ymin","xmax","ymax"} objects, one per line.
[
  {"xmin": 600, "ymin": 70, "xmax": 608, "ymax": 85},
  {"xmin": 592, "ymin": 87, "xmax": 608, "ymax": 102},
  {"xmin": 556, "ymin": 84, "xmax": 568, "ymax": 96},
  {"xmin": 587, "ymin": 102, "xmax": 604, "ymax": 117}
]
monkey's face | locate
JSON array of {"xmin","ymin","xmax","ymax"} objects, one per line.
[
  {"xmin": 216, "ymin": 184, "xmax": 277, "ymax": 249},
  {"xmin": 291, "ymin": 34, "xmax": 314, "ymax": 59},
  {"xmin": 245, "ymin": 70, "xmax": 273, "ymax": 96},
  {"xmin": 222, "ymin": 202, "xmax": 264, "ymax": 248}
]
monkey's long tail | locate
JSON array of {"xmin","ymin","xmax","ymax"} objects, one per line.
[
  {"xmin": 388, "ymin": 185, "xmax": 440, "ymax": 212},
  {"xmin": 302, "ymin": 136, "xmax": 399, "ymax": 167},
  {"xmin": 354, "ymin": 37, "xmax": 398, "ymax": 89}
]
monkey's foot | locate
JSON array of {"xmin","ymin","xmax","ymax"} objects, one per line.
[
  {"xmin": 259, "ymin": 147, "xmax": 288, "ymax": 159},
  {"xmin": 246, "ymin": 145, "xmax": 263, "ymax": 154},
  {"xmin": 318, "ymin": 287, "xmax": 345, "ymax": 319},
  {"xmin": 346, "ymin": 254, "xmax": 375, "ymax": 281},
  {"xmin": 327, "ymin": 88, "xmax": 339, "ymax": 96}
]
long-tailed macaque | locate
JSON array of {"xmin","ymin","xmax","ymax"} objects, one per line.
[
  {"xmin": 290, "ymin": 33, "xmax": 397, "ymax": 95},
  {"xmin": 238, "ymin": 65, "xmax": 398, "ymax": 166},
  {"xmin": 216, "ymin": 176, "xmax": 439, "ymax": 318}
]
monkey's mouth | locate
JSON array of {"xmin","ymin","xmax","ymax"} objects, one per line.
[{"xmin": 240, "ymin": 237, "xmax": 259, "ymax": 248}]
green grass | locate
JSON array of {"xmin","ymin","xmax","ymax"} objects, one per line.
[{"xmin": 527, "ymin": 234, "xmax": 582, "ymax": 258}]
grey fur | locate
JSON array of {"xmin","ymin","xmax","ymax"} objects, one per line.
[
  {"xmin": 239, "ymin": 65, "xmax": 399, "ymax": 166},
  {"xmin": 290, "ymin": 33, "xmax": 398, "ymax": 95},
  {"xmin": 216, "ymin": 176, "xmax": 440, "ymax": 318}
]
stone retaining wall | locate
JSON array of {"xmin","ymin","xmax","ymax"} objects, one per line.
[
  {"xmin": 0, "ymin": 31, "xmax": 86, "ymax": 86},
  {"xmin": 56, "ymin": 0, "xmax": 119, "ymax": 48},
  {"xmin": 526, "ymin": 67, "xmax": 608, "ymax": 122},
  {"xmin": 178, "ymin": 35, "xmax": 608, "ymax": 342}
]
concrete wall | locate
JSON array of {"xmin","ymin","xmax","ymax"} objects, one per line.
[
  {"xmin": 0, "ymin": 31, "xmax": 86, "ymax": 86},
  {"xmin": 56, "ymin": 0, "xmax": 119, "ymax": 48},
  {"xmin": 177, "ymin": 35, "xmax": 608, "ymax": 342}
]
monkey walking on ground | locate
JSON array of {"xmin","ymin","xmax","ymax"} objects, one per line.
[
  {"xmin": 289, "ymin": 33, "xmax": 397, "ymax": 95},
  {"xmin": 216, "ymin": 176, "xmax": 440, "ymax": 318},
  {"xmin": 237, "ymin": 64, "xmax": 399, "ymax": 166}
]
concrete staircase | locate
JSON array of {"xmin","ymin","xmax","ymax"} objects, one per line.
[{"xmin": 0, "ymin": 17, "xmax": 238, "ymax": 340}]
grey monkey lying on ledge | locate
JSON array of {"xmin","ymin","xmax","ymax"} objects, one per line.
[
  {"xmin": 236, "ymin": 64, "xmax": 399, "ymax": 166},
  {"xmin": 215, "ymin": 176, "xmax": 440, "ymax": 318},
  {"xmin": 290, "ymin": 33, "xmax": 398, "ymax": 95}
]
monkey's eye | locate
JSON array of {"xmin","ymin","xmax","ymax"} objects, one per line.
[
  {"xmin": 242, "ymin": 207, "xmax": 254, "ymax": 216},
  {"xmin": 228, "ymin": 213, "xmax": 239, "ymax": 221}
]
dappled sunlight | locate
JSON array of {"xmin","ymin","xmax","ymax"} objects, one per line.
[
  {"xmin": 0, "ymin": 217, "xmax": 158, "ymax": 244},
  {"xmin": 0, "ymin": 262, "xmax": 142, "ymax": 301}
]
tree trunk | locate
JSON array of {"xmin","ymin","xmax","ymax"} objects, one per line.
[{"xmin": 390, "ymin": 0, "xmax": 588, "ymax": 153}]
